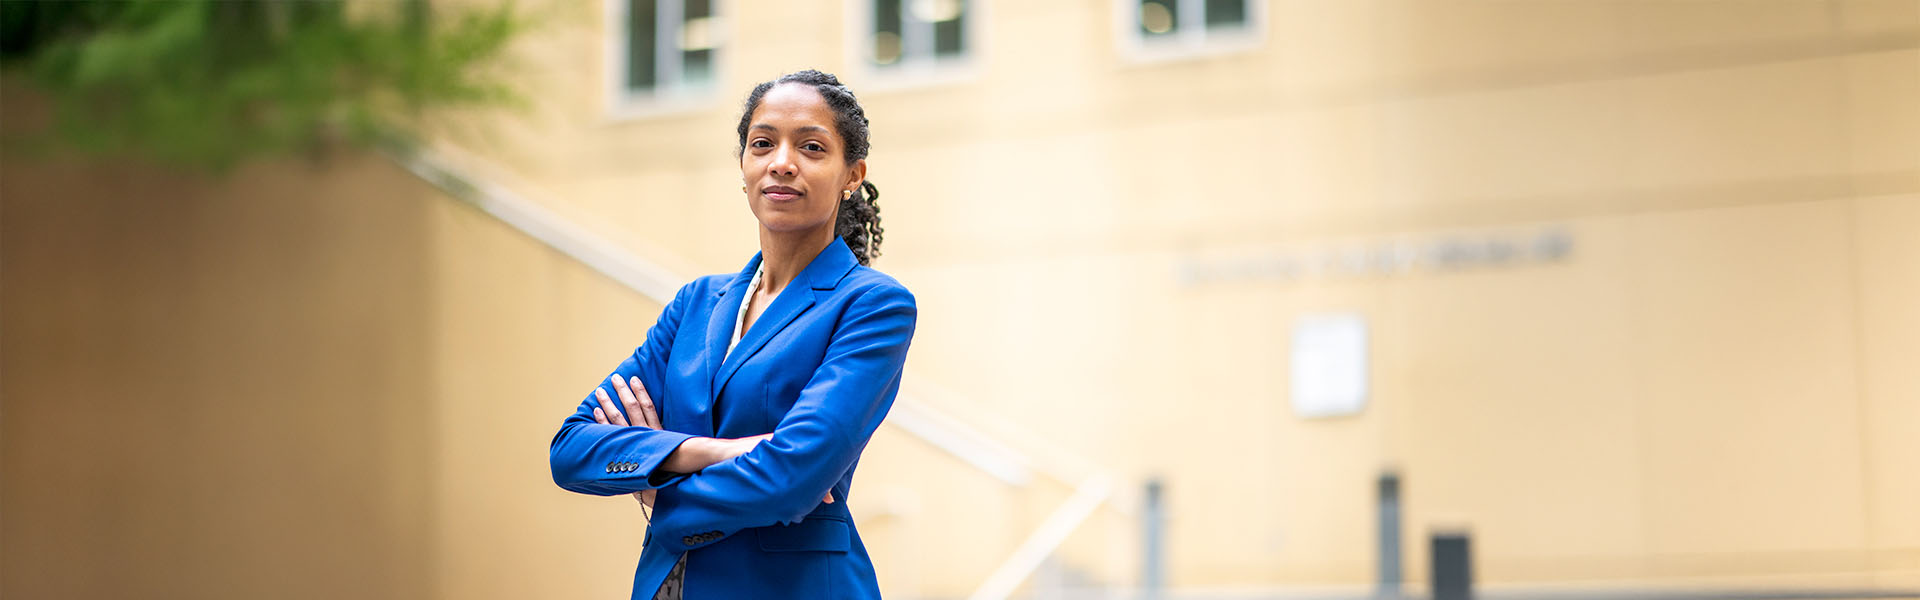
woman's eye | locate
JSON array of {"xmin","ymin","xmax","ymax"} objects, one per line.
[
  {"xmin": 802, "ymin": 142, "xmax": 825, "ymax": 152},
  {"xmin": 751, "ymin": 139, "xmax": 772, "ymax": 148}
]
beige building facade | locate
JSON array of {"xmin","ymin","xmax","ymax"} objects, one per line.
[{"xmin": 4, "ymin": 1, "xmax": 1918, "ymax": 598}]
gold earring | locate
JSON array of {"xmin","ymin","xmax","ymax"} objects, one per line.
[
  {"xmin": 843, "ymin": 189, "xmax": 853, "ymax": 200},
  {"xmin": 742, "ymin": 185, "xmax": 748, "ymax": 193}
]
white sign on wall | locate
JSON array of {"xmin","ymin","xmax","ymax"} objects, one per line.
[{"xmin": 1290, "ymin": 313, "xmax": 1370, "ymax": 419}]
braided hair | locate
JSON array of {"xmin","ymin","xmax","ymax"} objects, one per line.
[{"xmin": 735, "ymin": 70, "xmax": 884, "ymax": 266}]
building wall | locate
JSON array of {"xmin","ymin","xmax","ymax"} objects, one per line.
[
  {"xmin": 2, "ymin": 1, "xmax": 1916, "ymax": 599},
  {"xmin": 0, "ymin": 146, "xmax": 441, "ymax": 598},
  {"xmin": 442, "ymin": 0, "xmax": 1920, "ymax": 594}
]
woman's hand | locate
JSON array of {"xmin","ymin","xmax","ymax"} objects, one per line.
[
  {"xmin": 594, "ymin": 375, "xmax": 662, "ymax": 507},
  {"xmin": 592, "ymin": 375, "xmax": 834, "ymax": 507}
]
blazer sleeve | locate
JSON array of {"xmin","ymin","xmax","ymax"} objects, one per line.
[
  {"xmin": 648, "ymin": 284, "xmax": 916, "ymax": 547},
  {"xmin": 549, "ymin": 282, "xmax": 702, "ymax": 496}
]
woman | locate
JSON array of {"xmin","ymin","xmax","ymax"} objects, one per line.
[{"xmin": 548, "ymin": 70, "xmax": 915, "ymax": 599}]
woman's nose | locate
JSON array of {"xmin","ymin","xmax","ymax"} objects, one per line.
[{"xmin": 769, "ymin": 147, "xmax": 797, "ymax": 177}]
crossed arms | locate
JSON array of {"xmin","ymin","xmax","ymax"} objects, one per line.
[{"xmin": 547, "ymin": 284, "xmax": 916, "ymax": 548}]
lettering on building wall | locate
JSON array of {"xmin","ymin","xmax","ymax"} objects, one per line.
[{"xmin": 1176, "ymin": 226, "xmax": 1575, "ymax": 287}]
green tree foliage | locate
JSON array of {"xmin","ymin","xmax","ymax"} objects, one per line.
[{"xmin": 0, "ymin": 0, "xmax": 522, "ymax": 170}]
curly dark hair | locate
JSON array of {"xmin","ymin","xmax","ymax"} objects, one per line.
[{"xmin": 735, "ymin": 69, "xmax": 883, "ymax": 266}]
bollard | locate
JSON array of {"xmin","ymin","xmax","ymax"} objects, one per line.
[
  {"xmin": 1430, "ymin": 532, "xmax": 1473, "ymax": 600},
  {"xmin": 1142, "ymin": 478, "xmax": 1165, "ymax": 600},
  {"xmin": 1377, "ymin": 472, "xmax": 1402, "ymax": 598}
]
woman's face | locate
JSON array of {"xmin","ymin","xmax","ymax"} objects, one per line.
[{"xmin": 741, "ymin": 83, "xmax": 866, "ymax": 236}]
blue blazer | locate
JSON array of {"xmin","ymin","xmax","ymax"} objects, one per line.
[{"xmin": 550, "ymin": 237, "xmax": 916, "ymax": 599}]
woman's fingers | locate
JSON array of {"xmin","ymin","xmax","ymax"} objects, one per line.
[
  {"xmin": 594, "ymin": 387, "xmax": 629, "ymax": 426},
  {"xmin": 630, "ymin": 376, "xmax": 662, "ymax": 429},
  {"xmin": 823, "ymin": 491, "xmax": 835, "ymax": 504},
  {"xmin": 593, "ymin": 407, "xmax": 609, "ymax": 424},
  {"xmin": 609, "ymin": 375, "xmax": 646, "ymax": 429},
  {"xmin": 632, "ymin": 489, "xmax": 656, "ymax": 508}
]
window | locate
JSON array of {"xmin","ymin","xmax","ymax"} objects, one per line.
[
  {"xmin": 1121, "ymin": 0, "xmax": 1261, "ymax": 59},
  {"xmin": 610, "ymin": 0, "xmax": 723, "ymax": 115},
  {"xmin": 859, "ymin": 0, "xmax": 974, "ymax": 78}
]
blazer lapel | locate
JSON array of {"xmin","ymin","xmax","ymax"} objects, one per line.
[
  {"xmin": 711, "ymin": 285, "xmax": 814, "ymax": 401},
  {"xmin": 694, "ymin": 256, "xmax": 759, "ymax": 434},
  {"xmin": 710, "ymin": 238, "xmax": 859, "ymax": 399}
]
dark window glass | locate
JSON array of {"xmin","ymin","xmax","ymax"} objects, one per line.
[
  {"xmin": 872, "ymin": 0, "xmax": 903, "ymax": 65},
  {"xmin": 1204, "ymin": 0, "xmax": 1247, "ymax": 28},
  {"xmin": 681, "ymin": 0, "xmax": 712, "ymax": 84},
  {"xmin": 627, "ymin": 0, "xmax": 657, "ymax": 90},
  {"xmin": 932, "ymin": 1, "xmax": 965, "ymax": 57},
  {"xmin": 870, "ymin": 0, "xmax": 967, "ymax": 66},
  {"xmin": 1139, "ymin": 0, "xmax": 1177, "ymax": 37}
]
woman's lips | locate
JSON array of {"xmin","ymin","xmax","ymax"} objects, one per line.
[{"xmin": 762, "ymin": 186, "xmax": 802, "ymax": 202}]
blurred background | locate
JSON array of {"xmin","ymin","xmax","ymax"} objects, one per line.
[{"xmin": 3, "ymin": 1, "xmax": 1917, "ymax": 599}]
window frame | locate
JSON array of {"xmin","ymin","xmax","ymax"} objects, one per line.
[
  {"xmin": 844, "ymin": 0, "xmax": 987, "ymax": 91},
  {"xmin": 604, "ymin": 0, "xmax": 729, "ymax": 120},
  {"xmin": 1113, "ymin": 0, "xmax": 1266, "ymax": 64}
]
